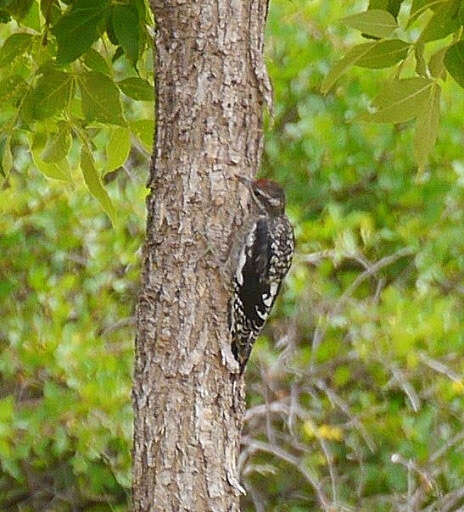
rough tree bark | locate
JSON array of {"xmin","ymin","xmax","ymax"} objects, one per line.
[{"xmin": 133, "ymin": 0, "xmax": 271, "ymax": 510}]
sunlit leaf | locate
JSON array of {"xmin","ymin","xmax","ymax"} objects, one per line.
[
  {"xmin": 418, "ymin": 0, "xmax": 461, "ymax": 43},
  {"xmin": 83, "ymin": 48, "xmax": 111, "ymax": 75},
  {"xmin": 2, "ymin": 142, "xmax": 13, "ymax": 176},
  {"xmin": 81, "ymin": 147, "xmax": 116, "ymax": 224},
  {"xmin": 21, "ymin": 0, "xmax": 40, "ymax": 31},
  {"xmin": 361, "ymin": 77, "xmax": 433, "ymax": 123},
  {"xmin": 356, "ymin": 39, "xmax": 410, "ymax": 68},
  {"xmin": 41, "ymin": 125, "xmax": 72, "ymax": 163},
  {"xmin": 30, "ymin": 133, "xmax": 72, "ymax": 181},
  {"xmin": 0, "ymin": 74, "xmax": 27, "ymax": 104},
  {"xmin": 79, "ymin": 71, "xmax": 125, "ymax": 126},
  {"xmin": 31, "ymin": 156, "xmax": 71, "ymax": 183},
  {"xmin": 0, "ymin": 33, "xmax": 33, "ymax": 67},
  {"xmin": 368, "ymin": 0, "xmax": 404, "ymax": 19},
  {"xmin": 322, "ymin": 44, "xmax": 377, "ymax": 94},
  {"xmin": 106, "ymin": 126, "xmax": 131, "ymax": 173},
  {"xmin": 415, "ymin": 42, "xmax": 427, "ymax": 77},
  {"xmin": 117, "ymin": 77, "xmax": 153, "ymax": 101},
  {"xmin": 52, "ymin": 0, "xmax": 110, "ymax": 65},
  {"xmin": 130, "ymin": 119, "xmax": 154, "ymax": 151},
  {"xmin": 429, "ymin": 46, "xmax": 447, "ymax": 78},
  {"xmin": 30, "ymin": 69, "xmax": 74, "ymax": 120},
  {"xmin": 409, "ymin": 0, "xmax": 447, "ymax": 26},
  {"xmin": 342, "ymin": 9, "xmax": 397, "ymax": 38},
  {"xmin": 322, "ymin": 40, "xmax": 409, "ymax": 93},
  {"xmin": 0, "ymin": 137, "xmax": 13, "ymax": 177},
  {"xmin": 414, "ymin": 83, "xmax": 440, "ymax": 171}
]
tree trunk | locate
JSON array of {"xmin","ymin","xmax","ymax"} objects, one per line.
[{"xmin": 132, "ymin": 0, "xmax": 271, "ymax": 510}]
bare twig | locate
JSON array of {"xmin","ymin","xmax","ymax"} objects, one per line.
[
  {"xmin": 430, "ymin": 431, "xmax": 464, "ymax": 463},
  {"xmin": 241, "ymin": 437, "xmax": 331, "ymax": 510},
  {"xmin": 99, "ymin": 316, "xmax": 136, "ymax": 336},
  {"xmin": 310, "ymin": 247, "xmax": 414, "ymax": 367},
  {"xmin": 387, "ymin": 365, "xmax": 421, "ymax": 413},
  {"xmin": 314, "ymin": 379, "xmax": 376, "ymax": 453},
  {"xmin": 419, "ymin": 352, "xmax": 462, "ymax": 383}
]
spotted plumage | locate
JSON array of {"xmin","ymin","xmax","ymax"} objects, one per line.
[{"xmin": 230, "ymin": 177, "xmax": 294, "ymax": 373}]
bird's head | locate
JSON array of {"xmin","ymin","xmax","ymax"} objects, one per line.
[{"xmin": 235, "ymin": 175, "xmax": 286, "ymax": 216}]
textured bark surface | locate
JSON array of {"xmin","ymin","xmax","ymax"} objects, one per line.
[{"xmin": 132, "ymin": 0, "xmax": 270, "ymax": 510}]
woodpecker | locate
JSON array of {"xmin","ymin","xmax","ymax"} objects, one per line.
[{"xmin": 229, "ymin": 176, "xmax": 294, "ymax": 373}]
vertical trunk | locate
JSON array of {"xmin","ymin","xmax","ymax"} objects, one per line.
[{"xmin": 133, "ymin": 1, "xmax": 270, "ymax": 510}]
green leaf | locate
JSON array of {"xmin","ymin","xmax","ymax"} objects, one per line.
[
  {"xmin": 409, "ymin": 0, "xmax": 446, "ymax": 25},
  {"xmin": 429, "ymin": 46, "xmax": 447, "ymax": 78},
  {"xmin": 0, "ymin": 74, "xmax": 27, "ymax": 104},
  {"xmin": 414, "ymin": 83, "xmax": 440, "ymax": 172},
  {"xmin": 79, "ymin": 71, "xmax": 125, "ymax": 126},
  {"xmin": 105, "ymin": 14, "xmax": 118, "ymax": 45},
  {"xmin": 80, "ymin": 147, "xmax": 116, "ymax": 224},
  {"xmin": 134, "ymin": 0, "xmax": 148, "ymax": 55},
  {"xmin": 112, "ymin": 4, "xmax": 139, "ymax": 65},
  {"xmin": 369, "ymin": 0, "xmax": 404, "ymax": 18},
  {"xmin": 52, "ymin": 0, "xmax": 109, "ymax": 65},
  {"xmin": 356, "ymin": 39, "xmax": 410, "ymax": 68},
  {"xmin": 342, "ymin": 9, "xmax": 397, "ymax": 38},
  {"xmin": 0, "ymin": 395, "xmax": 13, "ymax": 422},
  {"xmin": 415, "ymin": 42, "xmax": 427, "ymax": 77},
  {"xmin": 444, "ymin": 41, "xmax": 464, "ymax": 89},
  {"xmin": 322, "ymin": 44, "xmax": 377, "ymax": 94},
  {"xmin": 460, "ymin": 2, "xmax": 464, "ymax": 24},
  {"xmin": 134, "ymin": 0, "xmax": 148, "ymax": 21},
  {"xmin": 41, "ymin": 124, "xmax": 72, "ymax": 163},
  {"xmin": 40, "ymin": 0, "xmax": 62, "ymax": 25},
  {"xmin": 0, "ymin": 136, "xmax": 12, "ymax": 176},
  {"xmin": 361, "ymin": 77, "xmax": 434, "ymax": 123},
  {"xmin": 369, "ymin": 0, "xmax": 388, "ymax": 8},
  {"xmin": 6, "ymin": 0, "xmax": 33, "ymax": 20},
  {"xmin": 117, "ymin": 77, "xmax": 153, "ymax": 101},
  {"xmin": 30, "ymin": 132, "xmax": 72, "ymax": 181},
  {"xmin": 0, "ymin": 138, "xmax": 6, "ymax": 177},
  {"xmin": 30, "ymin": 69, "xmax": 73, "ymax": 120},
  {"xmin": 0, "ymin": 33, "xmax": 33, "ymax": 67},
  {"xmin": 321, "ymin": 41, "xmax": 408, "ymax": 93},
  {"xmin": 83, "ymin": 48, "xmax": 111, "ymax": 75},
  {"xmin": 21, "ymin": 0, "xmax": 40, "ymax": 31},
  {"xmin": 106, "ymin": 126, "xmax": 130, "ymax": 173},
  {"xmin": 2, "ymin": 140, "xmax": 13, "ymax": 176},
  {"xmin": 130, "ymin": 119, "xmax": 153, "ymax": 151},
  {"xmin": 418, "ymin": 0, "xmax": 461, "ymax": 43}
]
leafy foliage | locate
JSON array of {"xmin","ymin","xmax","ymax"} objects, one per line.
[
  {"xmin": 0, "ymin": 0, "xmax": 154, "ymax": 220},
  {"xmin": 0, "ymin": 166, "xmax": 145, "ymax": 509},
  {"xmin": 324, "ymin": 0, "xmax": 464, "ymax": 172}
]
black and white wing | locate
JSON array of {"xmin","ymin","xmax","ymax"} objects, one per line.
[{"xmin": 230, "ymin": 215, "xmax": 294, "ymax": 372}]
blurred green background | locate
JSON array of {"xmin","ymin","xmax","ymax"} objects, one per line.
[{"xmin": 2, "ymin": 0, "xmax": 464, "ymax": 510}]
